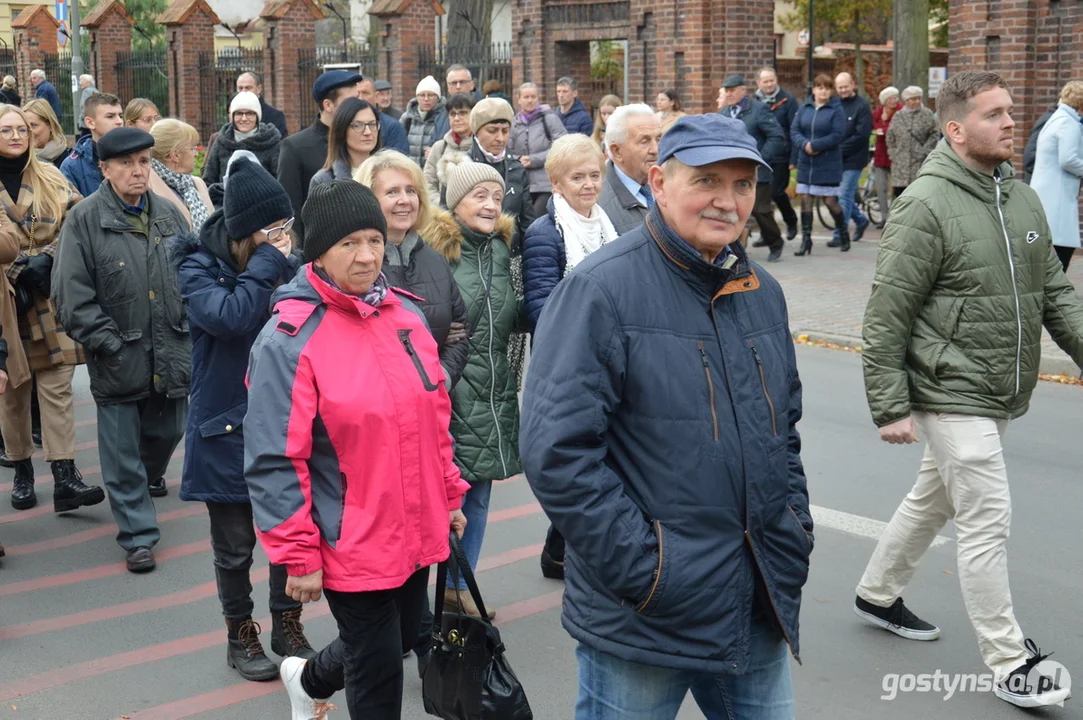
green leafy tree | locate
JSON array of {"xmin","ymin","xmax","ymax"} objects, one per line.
[
  {"xmin": 929, "ymin": 0, "xmax": 949, "ymax": 48},
  {"xmin": 83, "ymin": 0, "xmax": 168, "ymax": 49},
  {"xmin": 779, "ymin": 0, "xmax": 893, "ymax": 46}
]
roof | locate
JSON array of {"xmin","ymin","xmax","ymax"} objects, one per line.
[
  {"xmin": 157, "ymin": 0, "xmax": 221, "ymax": 25},
  {"xmin": 12, "ymin": 5, "xmax": 60, "ymax": 30},
  {"xmin": 83, "ymin": 0, "xmax": 136, "ymax": 29},
  {"xmin": 260, "ymin": 0, "xmax": 325, "ymax": 21},
  {"xmin": 370, "ymin": 0, "xmax": 446, "ymax": 17}
]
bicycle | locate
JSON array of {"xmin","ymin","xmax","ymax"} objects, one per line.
[{"xmin": 814, "ymin": 163, "xmax": 883, "ymax": 231}]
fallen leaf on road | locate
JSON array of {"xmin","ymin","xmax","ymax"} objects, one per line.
[
  {"xmin": 1038, "ymin": 373, "xmax": 1083, "ymax": 386},
  {"xmin": 943, "ymin": 570, "xmax": 953, "ymax": 575},
  {"xmin": 794, "ymin": 336, "xmax": 862, "ymax": 353}
]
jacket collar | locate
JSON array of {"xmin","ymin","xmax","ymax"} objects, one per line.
[
  {"xmin": 644, "ymin": 207, "xmax": 759, "ymax": 300},
  {"xmin": 304, "ymin": 263, "xmax": 398, "ymax": 318},
  {"xmin": 97, "ymin": 181, "xmax": 175, "ymax": 234},
  {"xmin": 918, "ymin": 140, "xmax": 1015, "ymax": 205},
  {"xmin": 605, "ymin": 160, "xmax": 645, "ymax": 210}
]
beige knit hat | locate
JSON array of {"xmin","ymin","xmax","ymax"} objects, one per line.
[
  {"xmin": 469, "ymin": 97, "xmax": 514, "ymax": 133},
  {"xmin": 445, "ymin": 161, "xmax": 506, "ymax": 212}
]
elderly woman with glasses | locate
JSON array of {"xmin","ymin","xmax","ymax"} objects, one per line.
[
  {"xmin": 202, "ymin": 91, "xmax": 283, "ymax": 187},
  {"xmin": 423, "ymin": 92, "xmax": 476, "ymax": 207},
  {"xmin": 149, "ymin": 119, "xmax": 214, "ymax": 233},
  {"xmin": 310, "ymin": 98, "xmax": 382, "ymax": 190},
  {"xmin": 172, "ymin": 155, "xmax": 313, "ymax": 682}
]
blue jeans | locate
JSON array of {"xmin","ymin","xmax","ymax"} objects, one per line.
[
  {"xmin": 834, "ymin": 168, "xmax": 868, "ymax": 238},
  {"xmin": 574, "ymin": 615, "xmax": 793, "ymax": 720},
  {"xmin": 448, "ymin": 480, "xmax": 492, "ymax": 590}
]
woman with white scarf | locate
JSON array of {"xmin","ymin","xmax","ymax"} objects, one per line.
[
  {"xmin": 521, "ymin": 132, "xmax": 617, "ymax": 580},
  {"xmin": 148, "ymin": 119, "xmax": 213, "ymax": 232}
]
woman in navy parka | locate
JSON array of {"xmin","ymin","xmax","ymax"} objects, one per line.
[
  {"xmin": 791, "ymin": 74, "xmax": 849, "ymax": 255},
  {"xmin": 172, "ymin": 154, "xmax": 314, "ymax": 682}
]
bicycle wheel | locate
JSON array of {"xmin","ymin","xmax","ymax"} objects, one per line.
[
  {"xmin": 862, "ymin": 174, "xmax": 882, "ymax": 226},
  {"xmin": 815, "ymin": 196, "xmax": 835, "ymax": 230}
]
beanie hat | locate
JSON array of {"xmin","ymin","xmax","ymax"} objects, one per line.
[
  {"xmin": 224, "ymin": 156, "xmax": 293, "ymax": 240},
  {"xmin": 229, "ymin": 91, "xmax": 262, "ymax": 122},
  {"xmin": 416, "ymin": 75, "xmax": 441, "ymax": 97},
  {"xmin": 302, "ymin": 180, "xmax": 387, "ymax": 263},
  {"xmin": 444, "ymin": 161, "xmax": 506, "ymax": 212},
  {"xmin": 469, "ymin": 97, "xmax": 514, "ymax": 133}
]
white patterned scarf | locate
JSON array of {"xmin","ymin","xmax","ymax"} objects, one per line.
[
  {"xmin": 552, "ymin": 193, "xmax": 617, "ymax": 273},
  {"xmin": 151, "ymin": 158, "xmax": 210, "ymax": 233}
]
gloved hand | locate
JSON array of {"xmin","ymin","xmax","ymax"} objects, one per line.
[{"xmin": 17, "ymin": 253, "xmax": 53, "ymax": 299}]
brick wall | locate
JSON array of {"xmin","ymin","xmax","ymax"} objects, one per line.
[
  {"xmin": 13, "ymin": 6, "xmax": 59, "ymax": 102},
  {"xmin": 162, "ymin": 5, "xmax": 218, "ymax": 139},
  {"xmin": 86, "ymin": 2, "xmax": 134, "ymax": 98},
  {"xmin": 372, "ymin": 1, "xmax": 441, "ymax": 111},
  {"xmin": 261, "ymin": 1, "xmax": 321, "ymax": 135}
]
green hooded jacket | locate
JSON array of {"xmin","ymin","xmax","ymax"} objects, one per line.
[{"xmin": 863, "ymin": 140, "xmax": 1083, "ymax": 427}]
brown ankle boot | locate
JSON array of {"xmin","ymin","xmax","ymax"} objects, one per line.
[{"xmin": 443, "ymin": 587, "xmax": 497, "ymax": 620}]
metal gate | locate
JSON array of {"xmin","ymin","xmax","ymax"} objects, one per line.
[
  {"xmin": 297, "ymin": 45, "xmax": 379, "ymax": 115},
  {"xmin": 197, "ymin": 48, "xmax": 264, "ymax": 143},
  {"xmin": 417, "ymin": 43, "xmax": 513, "ymax": 96},
  {"xmin": 115, "ymin": 49, "xmax": 169, "ymax": 114}
]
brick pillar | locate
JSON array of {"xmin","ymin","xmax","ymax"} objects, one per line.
[
  {"xmin": 13, "ymin": 5, "xmax": 60, "ymax": 103},
  {"xmin": 512, "ymin": 6, "xmax": 543, "ymax": 94},
  {"xmin": 159, "ymin": 0, "xmax": 220, "ymax": 136},
  {"xmin": 261, "ymin": 0, "xmax": 324, "ymax": 136},
  {"xmin": 84, "ymin": 0, "xmax": 135, "ymax": 98},
  {"xmin": 371, "ymin": 0, "xmax": 444, "ymax": 111}
]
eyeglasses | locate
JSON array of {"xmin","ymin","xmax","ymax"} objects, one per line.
[
  {"xmin": 0, "ymin": 126, "xmax": 29, "ymax": 139},
  {"xmin": 449, "ymin": 110, "xmax": 470, "ymax": 119},
  {"xmin": 263, "ymin": 217, "xmax": 295, "ymax": 242},
  {"xmin": 349, "ymin": 121, "xmax": 379, "ymax": 133},
  {"xmin": 234, "ymin": 111, "xmax": 258, "ymax": 119},
  {"xmin": 448, "ymin": 79, "xmax": 471, "ymax": 87}
]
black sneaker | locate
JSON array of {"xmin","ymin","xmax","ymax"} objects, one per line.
[
  {"xmin": 767, "ymin": 248, "xmax": 783, "ymax": 263},
  {"xmin": 148, "ymin": 476, "xmax": 168, "ymax": 498},
  {"xmin": 751, "ymin": 238, "xmax": 770, "ymax": 248},
  {"xmin": 854, "ymin": 596, "xmax": 940, "ymax": 641},
  {"xmin": 785, "ymin": 222, "xmax": 798, "ymax": 241},
  {"xmin": 995, "ymin": 639, "xmax": 1071, "ymax": 708}
]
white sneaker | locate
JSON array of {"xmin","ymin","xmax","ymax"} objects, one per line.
[{"xmin": 280, "ymin": 656, "xmax": 338, "ymax": 720}]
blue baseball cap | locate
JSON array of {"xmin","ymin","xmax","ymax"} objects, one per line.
[
  {"xmin": 312, "ymin": 70, "xmax": 363, "ymax": 105},
  {"xmin": 657, "ymin": 114, "xmax": 770, "ymax": 171}
]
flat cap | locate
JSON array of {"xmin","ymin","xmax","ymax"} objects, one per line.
[
  {"xmin": 374, "ymin": 79, "xmax": 392, "ymax": 91},
  {"xmin": 721, "ymin": 74, "xmax": 746, "ymax": 89},
  {"xmin": 313, "ymin": 70, "xmax": 363, "ymax": 104},
  {"xmin": 97, "ymin": 127, "xmax": 154, "ymax": 161}
]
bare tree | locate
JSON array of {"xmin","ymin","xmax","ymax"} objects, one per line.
[{"xmin": 447, "ymin": 0, "xmax": 492, "ymax": 49}]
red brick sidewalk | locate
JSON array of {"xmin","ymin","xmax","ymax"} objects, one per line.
[{"xmin": 750, "ymin": 226, "xmax": 1083, "ymax": 376}]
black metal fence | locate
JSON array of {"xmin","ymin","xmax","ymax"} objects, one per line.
[
  {"xmin": 41, "ymin": 51, "xmax": 75, "ymax": 131},
  {"xmin": 297, "ymin": 45, "xmax": 379, "ymax": 114},
  {"xmin": 418, "ymin": 43, "xmax": 513, "ymax": 96},
  {"xmin": 0, "ymin": 49, "xmax": 16, "ymax": 84},
  {"xmin": 197, "ymin": 48, "xmax": 265, "ymax": 143},
  {"xmin": 115, "ymin": 49, "xmax": 169, "ymax": 116}
]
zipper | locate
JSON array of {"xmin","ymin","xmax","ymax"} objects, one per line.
[
  {"xmin": 993, "ymin": 176, "xmax": 1023, "ymax": 397},
  {"xmin": 809, "ymin": 105, "xmax": 818, "ymax": 177},
  {"xmin": 745, "ymin": 530, "xmax": 801, "ymax": 664},
  {"xmin": 338, "ymin": 472, "xmax": 348, "ymax": 538},
  {"xmin": 748, "ymin": 341, "xmax": 779, "ymax": 437},
  {"xmin": 478, "ymin": 246, "xmax": 509, "ymax": 478},
  {"xmin": 635, "ymin": 520, "xmax": 665, "ymax": 613},
  {"xmin": 697, "ymin": 342, "xmax": 719, "ymax": 442},
  {"xmin": 397, "ymin": 329, "xmax": 439, "ymax": 391}
]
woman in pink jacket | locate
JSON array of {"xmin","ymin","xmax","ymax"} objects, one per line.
[{"xmin": 244, "ymin": 179, "xmax": 469, "ymax": 720}]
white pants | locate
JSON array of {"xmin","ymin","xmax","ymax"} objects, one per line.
[{"xmin": 857, "ymin": 412, "xmax": 1027, "ymax": 677}]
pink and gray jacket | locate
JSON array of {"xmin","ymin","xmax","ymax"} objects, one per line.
[{"xmin": 244, "ymin": 264, "xmax": 469, "ymax": 592}]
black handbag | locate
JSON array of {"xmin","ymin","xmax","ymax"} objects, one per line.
[{"xmin": 422, "ymin": 532, "xmax": 533, "ymax": 720}]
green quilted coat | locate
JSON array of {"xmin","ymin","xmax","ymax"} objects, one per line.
[
  {"xmin": 428, "ymin": 210, "xmax": 522, "ymax": 483},
  {"xmin": 863, "ymin": 140, "xmax": 1083, "ymax": 428}
]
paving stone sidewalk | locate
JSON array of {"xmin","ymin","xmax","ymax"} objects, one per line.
[{"xmin": 750, "ymin": 225, "xmax": 1083, "ymax": 376}]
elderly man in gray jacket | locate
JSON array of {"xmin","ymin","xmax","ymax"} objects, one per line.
[
  {"xmin": 598, "ymin": 103, "xmax": 661, "ymax": 236},
  {"xmin": 53, "ymin": 128, "xmax": 192, "ymax": 574}
]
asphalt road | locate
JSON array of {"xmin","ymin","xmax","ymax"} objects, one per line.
[{"xmin": 1, "ymin": 346, "xmax": 1081, "ymax": 719}]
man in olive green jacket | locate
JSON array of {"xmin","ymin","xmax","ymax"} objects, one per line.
[{"xmin": 856, "ymin": 71, "xmax": 1081, "ymax": 709}]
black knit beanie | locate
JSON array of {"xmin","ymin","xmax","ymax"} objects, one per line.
[
  {"xmin": 301, "ymin": 180, "xmax": 387, "ymax": 263},
  {"xmin": 223, "ymin": 156, "xmax": 294, "ymax": 240}
]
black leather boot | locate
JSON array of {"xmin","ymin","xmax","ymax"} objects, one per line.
[
  {"xmin": 52, "ymin": 460, "xmax": 105, "ymax": 513},
  {"xmin": 226, "ymin": 617, "xmax": 279, "ymax": 681},
  {"xmin": 10, "ymin": 458, "xmax": 36, "ymax": 510},
  {"xmin": 271, "ymin": 607, "xmax": 317, "ymax": 660},
  {"xmin": 794, "ymin": 211, "xmax": 814, "ymax": 256},
  {"xmin": 148, "ymin": 476, "xmax": 168, "ymax": 498},
  {"xmin": 831, "ymin": 209, "xmax": 851, "ymax": 251}
]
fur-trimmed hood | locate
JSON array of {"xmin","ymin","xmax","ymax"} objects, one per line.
[{"xmin": 424, "ymin": 209, "xmax": 515, "ymax": 264}]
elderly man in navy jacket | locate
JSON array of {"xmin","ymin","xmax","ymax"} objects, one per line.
[{"xmin": 521, "ymin": 114, "xmax": 811, "ymax": 720}]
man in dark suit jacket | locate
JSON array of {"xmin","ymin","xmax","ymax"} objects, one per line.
[
  {"xmin": 236, "ymin": 72, "xmax": 288, "ymax": 138},
  {"xmin": 597, "ymin": 104, "xmax": 661, "ymax": 236},
  {"xmin": 720, "ymin": 74, "xmax": 787, "ymax": 261},
  {"xmin": 832, "ymin": 72, "xmax": 873, "ymax": 244},
  {"xmin": 755, "ymin": 67, "xmax": 800, "ymax": 239}
]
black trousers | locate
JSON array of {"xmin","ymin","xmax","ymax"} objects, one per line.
[
  {"xmin": 752, "ymin": 182, "xmax": 784, "ymax": 252},
  {"xmin": 769, "ymin": 161, "xmax": 798, "ymax": 228},
  {"xmin": 301, "ymin": 567, "xmax": 430, "ymax": 719},
  {"xmin": 206, "ymin": 501, "xmax": 298, "ymax": 620},
  {"xmin": 531, "ymin": 191, "xmax": 552, "ymax": 219},
  {"xmin": 1055, "ymin": 245, "xmax": 1075, "ymax": 273}
]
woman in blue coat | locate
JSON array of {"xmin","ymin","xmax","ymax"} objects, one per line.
[
  {"xmin": 172, "ymin": 155, "xmax": 314, "ymax": 682},
  {"xmin": 791, "ymin": 74, "xmax": 849, "ymax": 255},
  {"xmin": 1030, "ymin": 81, "xmax": 1083, "ymax": 272}
]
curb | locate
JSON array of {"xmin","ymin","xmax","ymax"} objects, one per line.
[{"xmin": 792, "ymin": 329, "xmax": 1082, "ymax": 379}]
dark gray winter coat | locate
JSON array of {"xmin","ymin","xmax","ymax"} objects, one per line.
[
  {"xmin": 202, "ymin": 122, "xmax": 282, "ymax": 187},
  {"xmin": 53, "ymin": 182, "xmax": 192, "ymax": 405}
]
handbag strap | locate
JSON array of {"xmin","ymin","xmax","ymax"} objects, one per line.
[{"xmin": 433, "ymin": 531, "xmax": 491, "ymax": 630}]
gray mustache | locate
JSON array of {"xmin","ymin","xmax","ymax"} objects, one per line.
[{"xmin": 701, "ymin": 211, "xmax": 740, "ymax": 224}]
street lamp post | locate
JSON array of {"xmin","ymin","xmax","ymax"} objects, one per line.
[
  {"xmin": 806, "ymin": 0, "xmax": 814, "ymax": 99},
  {"xmin": 324, "ymin": 3, "xmax": 349, "ymax": 62},
  {"xmin": 70, "ymin": 0, "xmax": 83, "ymax": 135}
]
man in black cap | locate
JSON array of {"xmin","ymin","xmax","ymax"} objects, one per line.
[
  {"xmin": 277, "ymin": 70, "xmax": 363, "ymax": 246},
  {"xmin": 522, "ymin": 114, "xmax": 809, "ymax": 718},
  {"xmin": 719, "ymin": 74, "xmax": 788, "ymax": 262},
  {"xmin": 53, "ymin": 127, "xmax": 192, "ymax": 574},
  {"xmin": 374, "ymin": 79, "xmax": 401, "ymax": 120}
]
